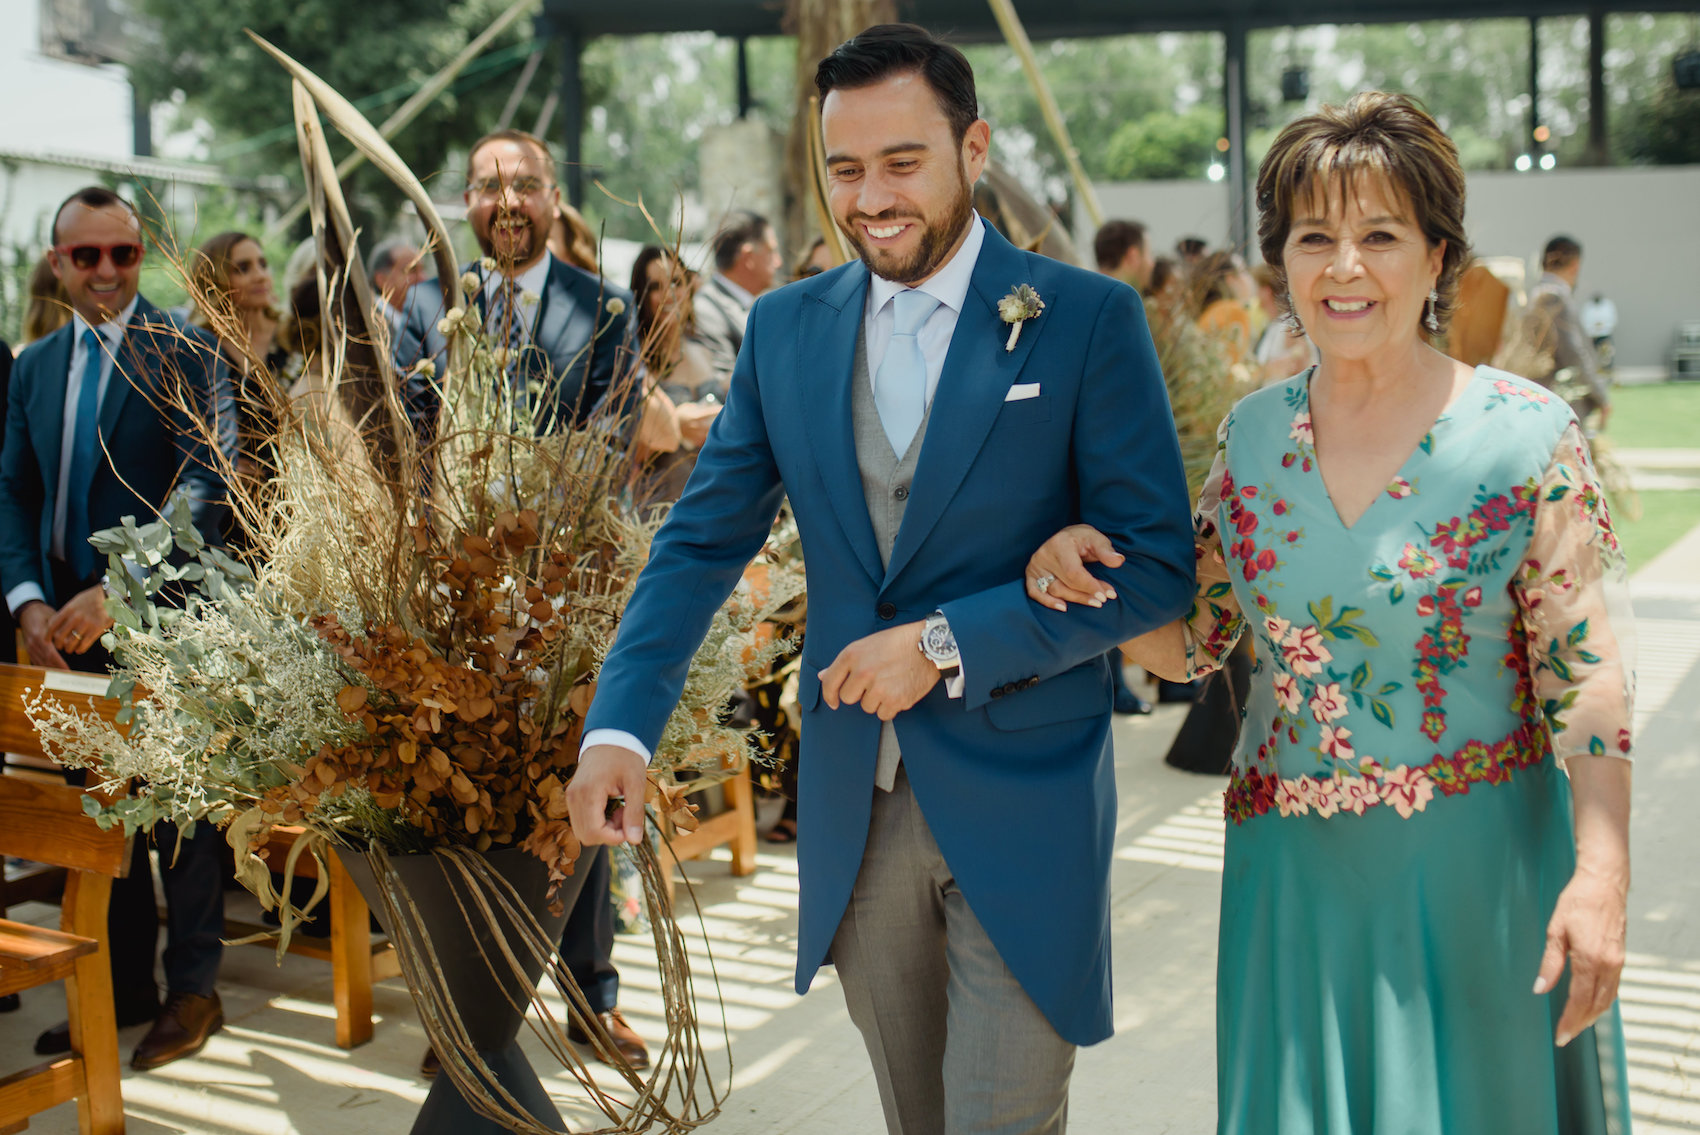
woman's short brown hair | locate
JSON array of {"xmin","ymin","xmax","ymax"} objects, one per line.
[{"xmin": 1256, "ymin": 91, "xmax": 1469, "ymax": 335}]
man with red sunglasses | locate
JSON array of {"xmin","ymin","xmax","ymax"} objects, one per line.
[{"xmin": 0, "ymin": 185, "xmax": 233, "ymax": 1072}]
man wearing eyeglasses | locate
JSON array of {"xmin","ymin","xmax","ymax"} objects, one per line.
[
  {"xmin": 392, "ymin": 131, "xmax": 651, "ymax": 1078},
  {"xmin": 0, "ymin": 185, "xmax": 233, "ymax": 1071},
  {"xmin": 393, "ymin": 129, "xmax": 639, "ymax": 436}
]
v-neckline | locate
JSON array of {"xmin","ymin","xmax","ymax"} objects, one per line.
[{"xmin": 1304, "ymin": 365, "xmax": 1480, "ymax": 533}]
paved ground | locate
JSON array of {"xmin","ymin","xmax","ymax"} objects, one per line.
[{"xmin": 11, "ymin": 521, "xmax": 1700, "ymax": 1134}]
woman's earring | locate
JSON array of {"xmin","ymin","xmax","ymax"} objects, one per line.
[
  {"xmin": 1283, "ymin": 295, "xmax": 1304, "ymax": 334},
  {"xmin": 1424, "ymin": 288, "xmax": 1440, "ymax": 333}
]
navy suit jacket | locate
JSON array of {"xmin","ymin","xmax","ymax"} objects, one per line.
[
  {"xmin": 0, "ymin": 297, "xmax": 229, "ymax": 606},
  {"xmin": 393, "ymin": 255, "xmax": 639, "ymax": 434},
  {"xmin": 583, "ymin": 224, "xmax": 1196, "ymax": 1046}
]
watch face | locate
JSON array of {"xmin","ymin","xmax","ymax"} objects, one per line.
[{"xmin": 922, "ymin": 622, "xmax": 955, "ymax": 658}]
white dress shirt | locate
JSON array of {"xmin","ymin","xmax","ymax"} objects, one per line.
[
  {"xmin": 711, "ymin": 272, "xmax": 757, "ymax": 312},
  {"xmin": 583, "ymin": 215, "xmax": 987, "ymax": 765},
  {"xmin": 6, "ymin": 297, "xmax": 138, "ymax": 616}
]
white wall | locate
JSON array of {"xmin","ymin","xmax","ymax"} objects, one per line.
[
  {"xmin": 0, "ymin": 0, "xmax": 133, "ymax": 158},
  {"xmin": 1082, "ymin": 165, "xmax": 1700, "ymax": 370}
]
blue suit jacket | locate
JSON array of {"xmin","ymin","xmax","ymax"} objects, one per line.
[
  {"xmin": 393, "ymin": 255, "xmax": 639, "ymax": 434},
  {"xmin": 0, "ymin": 297, "xmax": 229, "ymax": 605},
  {"xmin": 584, "ymin": 225, "xmax": 1195, "ymax": 1045}
]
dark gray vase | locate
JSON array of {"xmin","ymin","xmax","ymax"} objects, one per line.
[{"xmin": 340, "ymin": 844, "xmax": 591, "ymax": 1135}]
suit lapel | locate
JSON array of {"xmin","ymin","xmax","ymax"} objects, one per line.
[
  {"xmin": 101, "ymin": 298, "xmax": 163, "ymax": 445},
  {"xmin": 884, "ymin": 225, "xmax": 1045, "ymax": 586},
  {"xmin": 30, "ymin": 325, "xmax": 74, "ymax": 503},
  {"xmin": 533, "ymin": 259, "xmax": 594, "ymax": 399},
  {"xmin": 800, "ymin": 262, "xmax": 884, "ymax": 584}
]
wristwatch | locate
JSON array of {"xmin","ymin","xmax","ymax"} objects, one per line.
[{"xmin": 918, "ymin": 610, "xmax": 964, "ymax": 697}]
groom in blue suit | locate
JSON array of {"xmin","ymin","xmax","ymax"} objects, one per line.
[{"xmin": 571, "ymin": 26, "xmax": 1193, "ymax": 1133}]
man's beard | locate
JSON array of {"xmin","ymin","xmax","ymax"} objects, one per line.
[
  {"xmin": 841, "ymin": 164, "xmax": 974, "ymax": 285},
  {"xmin": 477, "ymin": 213, "xmax": 539, "ymax": 269}
]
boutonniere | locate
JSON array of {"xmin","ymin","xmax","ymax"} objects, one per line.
[{"xmin": 997, "ymin": 284, "xmax": 1045, "ymax": 352}]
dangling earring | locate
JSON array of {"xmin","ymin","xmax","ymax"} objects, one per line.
[
  {"xmin": 1424, "ymin": 288, "xmax": 1440, "ymax": 333},
  {"xmin": 1283, "ymin": 294, "xmax": 1304, "ymax": 334}
]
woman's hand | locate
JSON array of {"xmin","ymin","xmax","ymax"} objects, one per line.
[
  {"xmin": 1535, "ymin": 863, "xmax": 1628, "ymax": 1047},
  {"xmin": 1025, "ymin": 524, "xmax": 1124, "ymax": 612}
]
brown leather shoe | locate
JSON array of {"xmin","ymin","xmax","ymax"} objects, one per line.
[
  {"xmin": 131, "ymin": 991, "xmax": 223, "ymax": 1071},
  {"xmin": 567, "ymin": 1008, "xmax": 650, "ymax": 1070}
]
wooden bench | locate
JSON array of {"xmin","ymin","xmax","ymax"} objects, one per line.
[
  {"xmin": 0, "ymin": 774, "xmax": 132, "ymax": 1135},
  {"xmin": 0, "ymin": 661, "xmax": 394, "ymax": 1052}
]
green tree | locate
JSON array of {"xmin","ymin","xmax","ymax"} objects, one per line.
[
  {"xmin": 1621, "ymin": 77, "xmax": 1700, "ymax": 165},
  {"xmin": 1104, "ymin": 105, "xmax": 1225, "ymax": 180},
  {"xmin": 128, "ymin": 0, "xmax": 542, "ymax": 238}
]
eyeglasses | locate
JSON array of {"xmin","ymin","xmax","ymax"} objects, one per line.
[
  {"xmin": 54, "ymin": 243, "xmax": 144, "ymax": 270},
  {"xmin": 466, "ymin": 176, "xmax": 554, "ymax": 200}
]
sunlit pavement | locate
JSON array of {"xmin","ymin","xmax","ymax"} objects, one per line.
[{"xmin": 12, "ymin": 523, "xmax": 1700, "ymax": 1134}]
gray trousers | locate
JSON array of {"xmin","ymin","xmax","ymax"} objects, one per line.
[{"xmin": 831, "ymin": 767, "xmax": 1074, "ymax": 1134}]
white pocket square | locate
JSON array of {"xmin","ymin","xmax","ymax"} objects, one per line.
[{"xmin": 1004, "ymin": 383, "xmax": 1042, "ymax": 402}]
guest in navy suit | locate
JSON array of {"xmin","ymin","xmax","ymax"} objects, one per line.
[
  {"xmin": 392, "ymin": 129, "xmax": 639, "ymax": 437},
  {"xmin": 569, "ymin": 26, "xmax": 1194, "ymax": 1133},
  {"xmin": 0, "ymin": 186, "xmax": 232, "ymax": 1070},
  {"xmin": 392, "ymin": 130, "xmax": 650, "ymax": 1075}
]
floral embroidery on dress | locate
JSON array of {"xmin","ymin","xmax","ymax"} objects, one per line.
[{"xmin": 1182, "ymin": 369, "xmax": 1632, "ymax": 826}]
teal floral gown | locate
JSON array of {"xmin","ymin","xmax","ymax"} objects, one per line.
[{"xmin": 1185, "ymin": 367, "xmax": 1636, "ymax": 1134}]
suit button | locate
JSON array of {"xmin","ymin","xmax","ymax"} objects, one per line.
[
  {"xmin": 877, "ymin": 602, "xmax": 897, "ymax": 621},
  {"xmin": 893, "ymin": 485, "xmax": 909, "ymax": 501},
  {"xmin": 990, "ymin": 687, "xmax": 1005, "ymax": 699}
]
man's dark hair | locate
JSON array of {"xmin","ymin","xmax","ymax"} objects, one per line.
[
  {"xmin": 1094, "ymin": 219, "xmax": 1148, "ymax": 270},
  {"xmin": 814, "ymin": 24, "xmax": 979, "ymax": 144},
  {"xmin": 711, "ymin": 210, "xmax": 773, "ymax": 273},
  {"xmin": 52, "ymin": 186, "xmax": 140, "ymax": 243},
  {"xmin": 1542, "ymin": 235, "xmax": 1582, "ymax": 270},
  {"xmin": 1175, "ymin": 236, "xmax": 1207, "ymax": 261}
]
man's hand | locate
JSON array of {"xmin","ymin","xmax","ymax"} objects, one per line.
[
  {"xmin": 676, "ymin": 401, "xmax": 721, "ymax": 449},
  {"xmin": 47, "ymin": 586, "xmax": 114, "ymax": 656},
  {"xmin": 820, "ymin": 622, "xmax": 939, "ymax": 721},
  {"xmin": 17, "ymin": 602, "xmax": 68, "ymax": 670},
  {"xmin": 566, "ymin": 745, "xmax": 650, "ymax": 846}
]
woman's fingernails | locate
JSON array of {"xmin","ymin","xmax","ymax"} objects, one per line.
[
  {"xmin": 1555, "ymin": 1031, "xmax": 1574, "ymax": 1048},
  {"xmin": 1092, "ymin": 592, "xmax": 1106, "ymax": 604},
  {"xmin": 1533, "ymin": 977, "xmax": 1551, "ymax": 995},
  {"xmin": 1105, "ymin": 590, "xmax": 1118, "ymax": 600}
]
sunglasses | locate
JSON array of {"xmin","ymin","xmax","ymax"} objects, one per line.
[{"xmin": 54, "ymin": 242, "xmax": 144, "ymax": 270}]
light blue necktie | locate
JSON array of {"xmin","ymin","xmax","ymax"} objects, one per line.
[
  {"xmin": 873, "ymin": 289, "xmax": 941, "ymax": 457},
  {"xmin": 65, "ymin": 327, "xmax": 105, "ymax": 580}
]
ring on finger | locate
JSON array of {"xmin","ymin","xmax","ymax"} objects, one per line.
[{"xmin": 1034, "ymin": 573, "xmax": 1055, "ymax": 595}]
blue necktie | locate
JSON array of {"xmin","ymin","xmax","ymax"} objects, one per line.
[
  {"xmin": 873, "ymin": 289, "xmax": 941, "ymax": 457},
  {"xmin": 488, "ymin": 280, "xmax": 531, "ymax": 405},
  {"xmin": 64, "ymin": 327, "xmax": 105, "ymax": 580}
]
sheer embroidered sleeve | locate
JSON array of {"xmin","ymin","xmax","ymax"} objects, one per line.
[
  {"xmin": 1182, "ymin": 438, "xmax": 1247, "ymax": 679},
  {"xmin": 1513, "ymin": 421, "xmax": 1635, "ymax": 764}
]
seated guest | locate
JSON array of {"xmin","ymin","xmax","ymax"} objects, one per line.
[
  {"xmin": 793, "ymin": 236, "xmax": 835, "ymax": 280},
  {"xmin": 690, "ymin": 209, "xmax": 780, "ymax": 394},
  {"xmin": 367, "ymin": 237, "xmax": 426, "ymax": 336},
  {"xmin": 1192, "ymin": 250, "xmax": 1256, "ymax": 366},
  {"xmin": 0, "ymin": 186, "xmax": 232, "ymax": 1071},
  {"xmin": 547, "ymin": 200, "xmax": 601, "ymax": 276},
  {"xmin": 1093, "ymin": 218, "xmax": 1151, "ymax": 291},
  {"xmin": 22, "ymin": 254, "xmax": 71, "ymax": 346}
]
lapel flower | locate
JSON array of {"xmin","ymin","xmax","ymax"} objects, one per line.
[{"xmin": 997, "ymin": 284, "xmax": 1045, "ymax": 352}]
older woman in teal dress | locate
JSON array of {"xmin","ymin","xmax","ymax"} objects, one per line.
[{"xmin": 1028, "ymin": 92, "xmax": 1634, "ymax": 1133}]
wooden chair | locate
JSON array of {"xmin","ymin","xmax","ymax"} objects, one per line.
[{"xmin": 0, "ymin": 775, "xmax": 132, "ymax": 1135}]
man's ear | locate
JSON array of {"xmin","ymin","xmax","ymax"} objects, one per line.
[{"xmin": 962, "ymin": 119, "xmax": 991, "ymax": 181}]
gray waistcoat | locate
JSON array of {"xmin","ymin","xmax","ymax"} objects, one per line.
[{"xmin": 851, "ymin": 329, "xmax": 935, "ymax": 792}]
